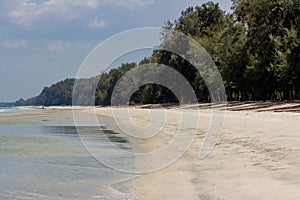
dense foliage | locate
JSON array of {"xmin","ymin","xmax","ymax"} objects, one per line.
[
  {"xmin": 17, "ymin": 79, "xmax": 75, "ymax": 106},
  {"xmin": 14, "ymin": 0, "xmax": 300, "ymax": 106}
]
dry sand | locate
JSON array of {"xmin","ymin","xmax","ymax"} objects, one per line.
[{"xmin": 94, "ymin": 104, "xmax": 300, "ymax": 200}]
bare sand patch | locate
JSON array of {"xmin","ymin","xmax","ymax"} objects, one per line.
[{"xmin": 93, "ymin": 105, "xmax": 300, "ymax": 200}]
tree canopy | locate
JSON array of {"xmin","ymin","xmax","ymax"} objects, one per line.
[{"xmin": 15, "ymin": 0, "xmax": 300, "ymax": 106}]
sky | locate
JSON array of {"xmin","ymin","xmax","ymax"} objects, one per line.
[{"xmin": 0, "ymin": 0, "xmax": 232, "ymax": 102}]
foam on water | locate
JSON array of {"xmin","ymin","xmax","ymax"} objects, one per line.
[{"xmin": 0, "ymin": 107, "xmax": 39, "ymax": 116}]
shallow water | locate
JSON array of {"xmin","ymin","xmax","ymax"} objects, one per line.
[{"xmin": 0, "ymin": 108, "xmax": 138, "ymax": 200}]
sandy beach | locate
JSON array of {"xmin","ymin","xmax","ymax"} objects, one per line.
[
  {"xmin": 4, "ymin": 103, "xmax": 299, "ymax": 199},
  {"xmin": 93, "ymin": 103, "xmax": 300, "ymax": 200}
]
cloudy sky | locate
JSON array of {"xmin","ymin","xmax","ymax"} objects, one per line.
[{"xmin": 0, "ymin": 0, "xmax": 232, "ymax": 102}]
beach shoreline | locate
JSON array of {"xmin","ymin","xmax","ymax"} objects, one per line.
[
  {"xmin": 20, "ymin": 100, "xmax": 300, "ymax": 113},
  {"xmin": 8, "ymin": 103, "xmax": 300, "ymax": 199},
  {"xmin": 92, "ymin": 104, "xmax": 300, "ymax": 200}
]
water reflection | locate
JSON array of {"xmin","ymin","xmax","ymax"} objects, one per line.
[{"xmin": 0, "ymin": 125, "xmax": 136, "ymax": 200}]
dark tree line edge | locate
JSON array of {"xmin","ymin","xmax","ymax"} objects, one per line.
[{"xmin": 12, "ymin": 0, "xmax": 300, "ymax": 106}]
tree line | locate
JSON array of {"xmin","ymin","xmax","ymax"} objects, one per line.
[{"xmin": 14, "ymin": 0, "xmax": 300, "ymax": 106}]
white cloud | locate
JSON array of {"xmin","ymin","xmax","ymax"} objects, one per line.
[
  {"xmin": 89, "ymin": 16, "xmax": 106, "ymax": 29},
  {"xmin": 5, "ymin": 0, "xmax": 100, "ymax": 28},
  {"xmin": 49, "ymin": 41, "xmax": 64, "ymax": 51},
  {"xmin": 102, "ymin": 0, "xmax": 155, "ymax": 9},
  {"xmin": 3, "ymin": 0, "xmax": 155, "ymax": 28},
  {"xmin": 1, "ymin": 39, "xmax": 28, "ymax": 48},
  {"xmin": 45, "ymin": 0, "xmax": 99, "ymax": 9}
]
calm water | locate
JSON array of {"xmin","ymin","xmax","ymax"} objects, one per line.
[{"xmin": 0, "ymin": 107, "xmax": 138, "ymax": 200}]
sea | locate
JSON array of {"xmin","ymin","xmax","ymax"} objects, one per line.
[{"xmin": 0, "ymin": 107, "xmax": 138, "ymax": 200}]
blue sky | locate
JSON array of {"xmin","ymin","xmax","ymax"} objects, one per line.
[{"xmin": 0, "ymin": 0, "xmax": 232, "ymax": 102}]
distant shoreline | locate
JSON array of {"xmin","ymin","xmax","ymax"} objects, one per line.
[{"xmin": 18, "ymin": 101, "xmax": 300, "ymax": 114}]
